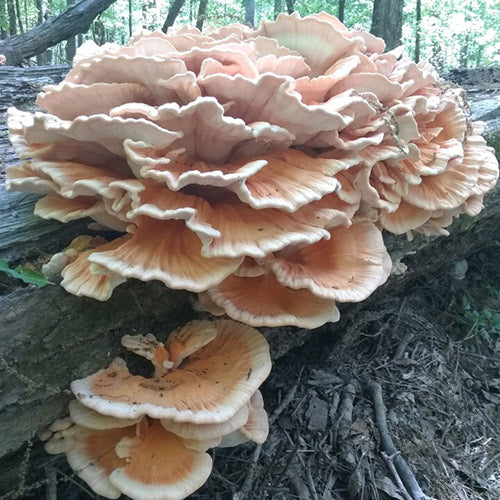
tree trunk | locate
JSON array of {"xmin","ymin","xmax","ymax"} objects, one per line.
[
  {"xmin": 6, "ymin": 0, "xmax": 16, "ymax": 36},
  {"xmin": 34, "ymin": 0, "xmax": 44, "ymax": 64},
  {"xmin": 285, "ymin": 0, "xmax": 294, "ymax": 15},
  {"xmin": 338, "ymin": 0, "xmax": 345, "ymax": 23},
  {"xmin": 244, "ymin": 0, "xmax": 255, "ymax": 27},
  {"xmin": 370, "ymin": 0, "xmax": 404, "ymax": 51},
  {"xmin": 14, "ymin": 0, "xmax": 22, "ymax": 33},
  {"xmin": 196, "ymin": 0, "xmax": 208, "ymax": 31},
  {"xmin": 64, "ymin": 0, "xmax": 76, "ymax": 63},
  {"xmin": 0, "ymin": 0, "xmax": 118, "ymax": 66},
  {"xmin": 273, "ymin": 0, "xmax": 282, "ymax": 19},
  {"xmin": 162, "ymin": 0, "xmax": 185, "ymax": 33},
  {"xmin": 415, "ymin": 0, "xmax": 421, "ymax": 63},
  {"xmin": 0, "ymin": 0, "xmax": 6, "ymax": 38},
  {"xmin": 460, "ymin": 33, "xmax": 470, "ymax": 69},
  {"xmin": 128, "ymin": 0, "xmax": 132, "ymax": 37}
]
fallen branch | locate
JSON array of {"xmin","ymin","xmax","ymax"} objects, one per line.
[
  {"xmin": 368, "ymin": 380, "xmax": 435, "ymax": 500},
  {"xmin": 0, "ymin": 0, "xmax": 118, "ymax": 65}
]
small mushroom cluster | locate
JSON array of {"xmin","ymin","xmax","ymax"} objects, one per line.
[
  {"xmin": 7, "ymin": 13, "xmax": 498, "ymax": 328},
  {"xmin": 43, "ymin": 319, "xmax": 271, "ymax": 500}
]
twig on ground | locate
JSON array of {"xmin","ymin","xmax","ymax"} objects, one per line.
[
  {"xmin": 270, "ymin": 366, "xmax": 305, "ymax": 425},
  {"xmin": 368, "ymin": 380, "xmax": 435, "ymax": 500},
  {"xmin": 381, "ymin": 452, "xmax": 413, "ymax": 500},
  {"xmin": 232, "ymin": 444, "xmax": 262, "ymax": 500},
  {"xmin": 392, "ymin": 332, "xmax": 415, "ymax": 362},
  {"xmin": 274, "ymin": 436, "xmax": 301, "ymax": 491},
  {"xmin": 45, "ymin": 467, "xmax": 57, "ymax": 500},
  {"xmin": 55, "ymin": 468, "xmax": 98, "ymax": 498},
  {"xmin": 287, "ymin": 454, "xmax": 310, "ymax": 499},
  {"xmin": 306, "ymin": 460, "xmax": 320, "ymax": 500},
  {"xmin": 335, "ymin": 383, "xmax": 356, "ymax": 442},
  {"xmin": 234, "ymin": 368, "xmax": 304, "ymax": 500}
]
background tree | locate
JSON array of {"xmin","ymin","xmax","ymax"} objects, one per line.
[
  {"xmin": 245, "ymin": 0, "xmax": 255, "ymax": 26},
  {"xmin": 338, "ymin": 0, "xmax": 345, "ymax": 23},
  {"xmin": 0, "ymin": 0, "xmax": 499, "ymax": 72},
  {"xmin": 6, "ymin": 0, "xmax": 16, "ymax": 35},
  {"xmin": 415, "ymin": 0, "xmax": 421, "ymax": 62},
  {"xmin": 14, "ymin": 0, "xmax": 21, "ymax": 33},
  {"xmin": 273, "ymin": 0, "xmax": 283, "ymax": 19},
  {"xmin": 195, "ymin": 0, "xmax": 207, "ymax": 30},
  {"xmin": 162, "ymin": 0, "xmax": 185, "ymax": 32},
  {"xmin": 371, "ymin": 0, "xmax": 404, "ymax": 50},
  {"xmin": 65, "ymin": 0, "xmax": 76, "ymax": 61}
]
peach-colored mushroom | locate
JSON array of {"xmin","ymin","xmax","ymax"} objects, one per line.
[
  {"xmin": 205, "ymin": 272, "xmax": 340, "ymax": 328},
  {"xmin": 5, "ymin": 12, "xmax": 498, "ymax": 330},
  {"xmin": 45, "ymin": 415, "xmax": 214, "ymax": 500},
  {"xmin": 262, "ymin": 218, "xmax": 391, "ymax": 302},
  {"xmin": 219, "ymin": 390, "xmax": 269, "ymax": 447},
  {"xmin": 109, "ymin": 419, "xmax": 213, "ymax": 500},
  {"xmin": 71, "ymin": 320, "xmax": 271, "ymax": 422}
]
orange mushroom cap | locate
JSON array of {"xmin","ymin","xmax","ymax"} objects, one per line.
[
  {"xmin": 109, "ymin": 420, "xmax": 213, "ymax": 500},
  {"xmin": 6, "ymin": 12, "xmax": 498, "ymax": 325},
  {"xmin": 45, "ymin": 413, "xmax": 214, "ymax": 500},
  {"xmin": 71, "ymin": 320, "xmax": 271, "ymax": 423}
]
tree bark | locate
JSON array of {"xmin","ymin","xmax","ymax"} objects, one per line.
[
  {"xmin": 0, "ymin": 65, "xmax": 499, "ymax": 497},
  {"xmin": 128, "ymin": 0, "xmax": 132, "ymax": 36},
  {"xmin": 6, "ymin": 0, "xmax": 16, "ymax": 36},
  {"xmin": 0, "ymin": 0, "xmax": 7, "ymax": 38},
  {"xmin": 415, "ymin": 0, "xmax": 421, "ymax": 63},
  {"xmin": 14, "ymin": 0, "xmax": 22, "ymax": 33},
  {"xmin": 244, "ymin": 0, "xmax": 255, "ymax": 27},
  {"xmin": 162, "ymin": 0, "xmax": 186, "ymax": 33},
  {"xmin": 34, "ymin": 0, "xmax": 44, "ymax": 64},
  {"xmin": 196, "ymin": 0, "xmax": 208, "ymax": 31},
  {"xmin": 338, "ymin": 0, "xmax": 345, "ymax": 23},
  {"xmin": 370, "ymin": 0, "xmax": 404, "ymax": 51},
  {"xmin": 273, "ymin": 0, "xmax": 283, "ymax": 19},
  {"xmin": 0, "ymin": 0, "xmax": 118, "ymax": 66},
  {"xmin": 285, "ymin": 0, "xmax": 294, "ymax": 15},
  {"xmin": 64, "ymin": 0, "xmax": 76, "ymax": 63}
]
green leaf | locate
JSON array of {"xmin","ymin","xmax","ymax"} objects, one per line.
[{"xmin": 0, "ymin": 259, "xmax": 52, "ymax": 288}]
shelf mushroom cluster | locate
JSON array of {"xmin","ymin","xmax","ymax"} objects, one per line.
[
  {"xmin": 7, "ymin": 13, "xmax": 498, "ymax": 328},
  {"xmin": 43, "ymin": 319, "xmax": 272, "ymax": 500}
]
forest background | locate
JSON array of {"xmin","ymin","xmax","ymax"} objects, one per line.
[
  {"xmin": 0, "ymin": 0, "xmax": 499, "ymax": 71},
  {"xmin": 0, "ymin": 0, "xmax": 499, "ymax": 498}
]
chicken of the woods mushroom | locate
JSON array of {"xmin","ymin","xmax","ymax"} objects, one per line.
[
  {"xmin": 43, "ymin": 319, "xmax": 272, "ymax": 500},
  {"xmin": 6, "ymin": 13, "xmax": 498, "ymax": 328}
]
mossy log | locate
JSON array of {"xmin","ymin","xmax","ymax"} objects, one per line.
[{"xmin": 0, "ymin": 65, "xmax": 499, "ymax": 498}]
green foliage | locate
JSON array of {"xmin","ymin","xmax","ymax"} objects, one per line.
[
  {"xmin": 460, "ymin": 288, "xmax": 500, "ymax": 341},
  {"xmin": 0, "ymin": 259, "xmax": 51, "ymax": 288},
  {"xmin": 403, "ymin": 0, "xmax": 500, "ymax": 71},
  {"xmin": 5, "ymin": 0, "xmax": 500, "ymax": 70}
]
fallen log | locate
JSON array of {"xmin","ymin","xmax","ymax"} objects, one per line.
[
  {"xmin": 0, "ymin": 0, "xmax": 118, "ymax": 66},
  {"xmin": 0, "ymin": 65, "xmax": 498, "ymax": 497}
]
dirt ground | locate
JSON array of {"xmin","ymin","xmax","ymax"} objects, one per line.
[
  {"xmin": 190, "ymin": 243, "xmax": 499, "ymax": 500},
  {"xmin": 35, "ymin": 239, "xmax": 500, "ymax": 500}
]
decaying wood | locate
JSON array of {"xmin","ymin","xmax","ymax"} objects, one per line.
[
  {"xmin": 0, "ymin": 0, "xmax": 117, "ymax": 66},
  {"xmin": 0, "ymin": 65, "xmax": 499, "ymax": 497}
]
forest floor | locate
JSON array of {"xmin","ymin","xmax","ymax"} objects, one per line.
[
  {"xmin": 190, "ymin": 242, "xmax": 500, "ymax": 500},
  {"xmin": 37, "ymin": 231, "xmax": 500, "ymax": 500}
]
